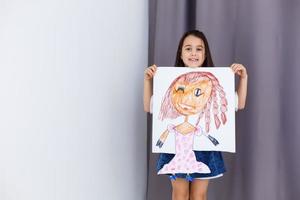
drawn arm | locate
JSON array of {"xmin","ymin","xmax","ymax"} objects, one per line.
[
  {"xmin": 195, "ymin": 126, "xmax": 219, "ymax": 146},
  {"xmin": 156, "ymin": 129, "xmax": 169, "ymax": 148}
]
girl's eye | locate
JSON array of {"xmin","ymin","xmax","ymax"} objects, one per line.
[
  {"xmin": 197, "ymin": 48, "xmax": 203, "ymax": 51},
  {"xmin": 185, "ymin": 48, "xmax": 191, "ymax": 51},
  {"xmin": 194, "ymin": 88, "xmax": 203, "ymax": 97},
  {"xmin": 176, "ymin": 86, "xmax": 185, "ymax": 93}
]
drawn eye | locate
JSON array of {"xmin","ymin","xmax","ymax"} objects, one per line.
[
  {"xmin": 176, "ymin": 86, "xmax": 185, "ymax": 93},
  {"xmin": 194, "ymin": 88, "xmax": 203, "ymax": 97}
]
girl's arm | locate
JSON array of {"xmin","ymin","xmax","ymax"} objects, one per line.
[
  {"xmin": 230, "ymin": 63, "xmax": 248, "ymax": 110},
  {"xmin": 143, "ymin": 65, "xmax": 157, "ymax": 112}
]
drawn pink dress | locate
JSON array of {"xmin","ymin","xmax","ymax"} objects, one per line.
[{"xmin": 158, "ymin": 124, "xmax": 211, "ymax": 174}]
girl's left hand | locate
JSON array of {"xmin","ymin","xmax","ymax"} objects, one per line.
[{"xmin": 230, "ymin": 63, "xmax": 248, "ymax": 78}]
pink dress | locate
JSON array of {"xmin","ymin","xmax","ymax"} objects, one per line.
[{"xmin": 158, "ymin": 124, "xmax": 211, "ymax": 174}]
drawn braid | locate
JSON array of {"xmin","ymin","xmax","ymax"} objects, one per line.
[
  {"xmin": 212, "ymin": 89, "xmax": 221, "ymax": 129},
  {"xmin": 204, "ymin": 97, "xmax": 212, "ymax": 132},
  {"xmin": 215, "ymin": 84, "xmax": 227, "ymax": 124},
  {"xmin": 195, "ymin": 72, "xmax": 227, "ymax": 132}
]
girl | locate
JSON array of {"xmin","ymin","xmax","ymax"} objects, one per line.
[{"xmin": 144, "ymin": 30, "xmax": 248, "ymax": 200}]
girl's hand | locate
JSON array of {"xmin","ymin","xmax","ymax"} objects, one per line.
[
  {"xmin": 144, "ymin": 64, "xmax": 157, "ymax": 80},
  {"xmin": 230, "ymin": 63, "xmax": 248, "ymax": 79}
]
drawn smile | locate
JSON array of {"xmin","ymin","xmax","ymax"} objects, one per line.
[{"xmin": 178, "ymin": 103, "xmax": 195, "ymax": 110}]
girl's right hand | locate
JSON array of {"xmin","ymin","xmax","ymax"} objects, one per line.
[{"xmin": 144, "ymin": 64, "xmax": 157, "ymax": 80}]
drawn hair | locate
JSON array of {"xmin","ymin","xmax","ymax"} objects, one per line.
[
  {"xmin": 159, "ymin": 72, "xmax": 227, "ymax": 133},
  {"xmin": 175, "ymin": 30, "xmax": 214, "ymax": 67}
]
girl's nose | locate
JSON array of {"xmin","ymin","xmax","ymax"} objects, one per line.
[{"xmin": 191, "ymin": 50, "xmax": 196, "ymax": 55}]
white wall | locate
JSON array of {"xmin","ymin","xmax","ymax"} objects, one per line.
[{"xmin": 0, "ymin": 0, "xmax": 148, "ymax": 199}]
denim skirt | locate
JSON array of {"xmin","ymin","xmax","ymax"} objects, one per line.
[{"xmin": 157, "ymin": 151, "xmax": 226, "ymax": 179}]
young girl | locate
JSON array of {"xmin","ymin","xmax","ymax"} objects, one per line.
[{"xmin": 144, "ymin": 30, "xmax": 248, "ymax": 200}]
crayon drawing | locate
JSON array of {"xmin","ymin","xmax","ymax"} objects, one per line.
[{"xmin": 153, "ymin": 67, "xmax": 235, "ymax": 157}]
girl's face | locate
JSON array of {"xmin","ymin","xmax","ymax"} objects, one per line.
[
  {"xmin": 171, "ymin": 77, "xmax": 212, "ymax": 116},
  {"xmin": 181, "ymin": 35, "xmax": 206, "ymax": 68}
]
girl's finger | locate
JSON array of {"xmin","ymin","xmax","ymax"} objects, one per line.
[
  {"xmin": 234, "ymin": 66, "xmax": 240, "ymax": 71},
  {"xmin": 231, "ymin": 65, "xmax": 237, "ymax": 72},
  {"xmin": 145, "ymin": 73, "xmax": 153, "ymax": 80},
  {"xmin": 234, "ymin": 64, "xmax": 243, "ymax": 72},
  {"xmin": 237, "ymin": 66, "xmax": 244, "ymax": 73},
  {"xmin": 145, "ymin": 69, "xmax": 153, "ymax": 77},
  {"xmin": 149, "ymin": 66, "xmax": 156, "ymax": 73},
  {"xmin": 147, "ymin": 70, "xmax": 154, "ymax": 76},
  {"xmin": 230, "ymin": 63, "xmax": 237, "ymax": 68},
  {"xmin": 231, "ymin": 63, "xmax": 238, "ymax": 69},
  {"xmin": 150, "ymin": 64, "xmax": 157, "ymax": 69},
  {"xmin": 150, "ymin": 71, "xmax": 154, "ymax": 77},
  {"xmin": 147, "ymin": 66, "xmax": 154, "ymax": 74},
  {"xmin": 234, "ymin": 67, "xmax": 241, "ymax": 74},
  {"xmin": 153, "ymin": 65, "xmax": 158, "ymax": 72},
  {"xmin": 145, "ymin": 68, "xmax": 151, "ymax": 75},
  {"xmin": 239, "ymin": 66, "xmax": 245, "ymax": 72}
]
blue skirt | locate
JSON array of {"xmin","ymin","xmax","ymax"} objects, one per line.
[{"xmin": 157, "ymin": 151, "xmax": 226, "ymax": 179}]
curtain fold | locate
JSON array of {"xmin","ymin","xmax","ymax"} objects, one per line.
[{"xmin": 147, "ymin": 0, "xmax": 300, "ymax": 199}]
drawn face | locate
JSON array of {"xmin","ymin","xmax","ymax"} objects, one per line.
[
  {"xmin": 171, "ymin": 77, "xmax": 212, "ymax": 116},
  {"xmin": 181, "ymin": 35, "xmax": 205, "ymax": 68}
]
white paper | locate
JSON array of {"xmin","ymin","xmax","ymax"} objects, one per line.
[{"xmin": 152, "ymin": 67, "xmax": 236, "ymax": 153}]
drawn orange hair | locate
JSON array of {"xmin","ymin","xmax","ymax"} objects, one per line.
[{"xmin": 159, "ymin": 71, "xmax": 227, "ymax": 133}]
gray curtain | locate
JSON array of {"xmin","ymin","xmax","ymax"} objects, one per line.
[{"xmin": 147, "ymin": 0, "xmax": 300, "ymax": 199}]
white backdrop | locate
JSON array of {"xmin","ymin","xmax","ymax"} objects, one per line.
[{"xmin": 0, "ymin": 0, "xmax": 148, "ymax": 199}]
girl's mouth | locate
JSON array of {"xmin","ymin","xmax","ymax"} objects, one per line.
[{"xmin": 188, "ymin": 58, "xmax": 199, "ymax": 62}]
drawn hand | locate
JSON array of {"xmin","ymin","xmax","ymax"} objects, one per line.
[
  {"xmin": 144, "ymin": 64, "xmax": 157, "ymax": 80},
  {"xmin": 230, "ymin": 63, "xmax": 247, "ymax": 79},
  {"xmin": 156, "ymin": 139, "xmax": 164, "ymax": 148},
  {"xmin": 156, "ymin": 130, "xmax": 169, "ymax": 148},
  {"xmin": 207, "ymin": 135, "xmax": 219, "ymax": 146}
]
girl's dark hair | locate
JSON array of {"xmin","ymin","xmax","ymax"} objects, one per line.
[{"xmin": 175, "ymin": 30, "xmax": 214, "ymax": 67}]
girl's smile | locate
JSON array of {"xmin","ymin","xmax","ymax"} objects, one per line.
[
  {"xmin": 181, "ymin": 35, "xmax": 205, "ymax": 68},
  {"xmin": 188, "ymin": 58, "xmax": 199, "ymax": 62}
]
